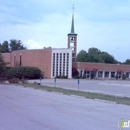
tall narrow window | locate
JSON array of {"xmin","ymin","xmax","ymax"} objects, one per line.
[
  {"xmin": 20, "ymin": 53, "xmax": 22, "ymax": 66},
  {"xmin": 14, "ymin": 54, "xmax": 16, "ymax": 67}
]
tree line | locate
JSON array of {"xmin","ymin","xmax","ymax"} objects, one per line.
[
  {"xmin": 0, "ymin": 40, "xmax": 130, "ymax": 68},
  {"xmin": 76, "ymin": 47, "xmax": 130, "ymax": 65},
  {"xmin": 0, "ymin": 39, "xmax": 26, "ymax": 53}
]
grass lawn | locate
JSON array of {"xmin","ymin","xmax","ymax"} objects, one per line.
[{"xmin": 17, "ymin": 83, "xmax": 130, "ymax": 106}]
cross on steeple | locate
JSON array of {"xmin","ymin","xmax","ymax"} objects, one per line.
[
  {"xmin": 72, "ymin": 4, "xmax": 75, "ymax": 14},
  {"xmin": 70, "ymin": 4, "xmax": 75, "ymax": 34}
]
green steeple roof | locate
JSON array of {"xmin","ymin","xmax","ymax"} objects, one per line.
[
  {"xmin": 68, "ymin": 5, "xmax": 77, "ymax": 36},
  {"xmin": 71, "ymin": 14, "xmax": 75, "ymax": 33}
]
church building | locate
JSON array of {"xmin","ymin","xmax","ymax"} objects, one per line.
[{"xmin": 2, "ymin": 6, "xmax": 130, "ymax": 79}]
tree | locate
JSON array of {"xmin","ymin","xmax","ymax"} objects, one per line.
[
  {"xmin": 86, "ymin": 53, "xmax": 103, "ymax": 63},
  {"xmin": 123, "ymin": 59, "xmax": 130, "ymax": 65},
  {"xmin": 1, "ymin": 41, "xmax": 10, "ymax": 53},
  {"xmin": 0, "ymin": 43, "xmax": 2, "ymax": 53},
  {"xmin": 101, "ymin": 52, "xmax": 117, "ymax": 64},
  {"xmin": 76, "ymin": 50, "xmax": 87, "ymax": 62},
  {"xmin": 76, "ymin": 47, "xmax": 119, "ymax": 64},
  {"xmin": 0, "ymin": 39, "xmax": 26, "ymax": 53},
  {"xmin": 0, "ymin": 53, "xmax": 7, "ymax": 74},
  {"xmin": 87, "ymin": 48, "xmax": 103, "ymax": 63},
  {"xmin": 88, "ymin": 47, "xmax": 101, "ymax": 55},
  {"xmin": 43, "ymin": 46, "xmax": 52, "ymax": 49},
  {"xmin": 9, "ymin": 39, "xmax": 26, "ymax": 52}
]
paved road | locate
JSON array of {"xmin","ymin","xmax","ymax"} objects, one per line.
[
  {"xmin": 29, "ymin": 79, "xmax": 130, "ymax": 97},
  {"xmin": 0, "ymin": 84, "xmax": 130, "ymax": 130}
]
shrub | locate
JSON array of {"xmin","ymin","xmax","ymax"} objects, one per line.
[
  {"xmin": 4, "ymin": 66, "xmax": 42, "ymax": 79},
  {"xmin": 56, "ymin": 76, "xmax": 60, "ymax": 78},
  {"xmin": 0, "ymin": 77, "xmax": 7, "ymax": 83},
  {"xmin": 74, "ymin": 75, "xmax": 80, "ymax": 79},
  {"xmin": 9, "ymin": 78, "xmax": 19, "ymax": 83},
  {"xmin": 56, "ymin": 75, "xmax": 68, "ymax": 79}
]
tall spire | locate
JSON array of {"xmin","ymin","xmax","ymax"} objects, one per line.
[
  {"xmin": 67, "ymin": 4, "xmax": 78, "ymax": 62},
  {"xmin": 71, "ymin": 4, "xmax": 75, "ymax": 34}
]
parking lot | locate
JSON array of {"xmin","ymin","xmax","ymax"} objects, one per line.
[
  {"xmin": 0, "ymin": 84, "xmax": 130, "ymax": 130},
  {"xmin": 29, "ymin": 79, "xmax": 130, "ymax": 97}
]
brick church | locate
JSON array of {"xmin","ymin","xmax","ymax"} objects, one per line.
[{"xmin": 2, "ymin": 8, "xmax": 130, "ymax": 79}]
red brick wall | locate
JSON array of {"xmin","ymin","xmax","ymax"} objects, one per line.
[
  {"xmin": 2, "ymin": 49, "xmax": 52, "ymax": 78},
  {"xmin": 2, "ymin": 53, "xmax": 11, "ymax": 67},
  {"xmin": 73, "ymin": 62, "xmax": 130, "ymax": 72}
]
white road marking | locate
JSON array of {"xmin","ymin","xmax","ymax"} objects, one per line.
[{"xmin": 99, "ymin": 83, "xmax": 130, "ymax": 87}]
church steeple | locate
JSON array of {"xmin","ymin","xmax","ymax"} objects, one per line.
[
  {"xmin": 67, "ymin": 4, "xmax": 78, "ymax": 62},
  {"xmin": 71, "ymin": 14, "xmax": 75, "ymax": 33},
  {"xmin": 69, "ymin": 4, "xmax": 76, "ymax": 35}
]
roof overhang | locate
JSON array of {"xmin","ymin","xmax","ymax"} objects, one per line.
[{"xmin": 117, "ymin": 69, "xmax": 123, "ymax": 72}]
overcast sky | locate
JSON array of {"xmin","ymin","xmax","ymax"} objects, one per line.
[{"xmin": 0, "ymin": 0, "xmax": 130, "ymax": 62}]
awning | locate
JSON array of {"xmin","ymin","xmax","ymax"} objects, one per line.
[
  {"xmin": 85, "ymin": 68, "xmax": 98, "ymax": 71},
  {"xmin": 117, "ymin": 69, "xmax": 123, "ymax": 72}
]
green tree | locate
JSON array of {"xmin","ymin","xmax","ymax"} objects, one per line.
[
  {"xmin": 123, "ymin": 59, "xmax": 130, "ymax": 65},
  {"xmin": 101, "ymin": 52, "xmax": 117, "ymax": 64},
  {"xmin": 9, "ymin": 39, "xmax": 26, "ymax": 52},
  {"xmin": 88, "ymin": 47, "xmax": 101, "ymax": 55},
  {"xmin": 0, "ymin": 43, "xmax": 2, "ymax": 53},
  {"xmin": 76, "ymin": 47, "xmax": 118, "ymax": 64},
  {"xmin": 0, "ymin": 53, "xmax": 7, "ymax": 74},
  {"xmin": 1, "ymin": 41, "xmax": 9, "ymax": 53},
  {"xmin": 0, "ymin": 39, "xmax": 26, "ymax": 53},
  {"xmin": 87, "ymin": 54, "xmax": 103, "ymax": 63},
  {"xmin": 87, "ymin": 48, "xmax": 103, "ymax": 63},
  {"xmin": 76, "ymin": 50, "xmax": 87, "ymax": 62}
]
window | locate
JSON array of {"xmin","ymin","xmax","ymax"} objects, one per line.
[
  {"xmin": 98, "ymin": 71, "xmax": 103, "ymax": 77},
  {"xmin": 105, "ymin": 71, "xmax": 109, "ymax": 77},
  {"xmin": 72, "ymin": 58, "xmax": 75, "ymax": 62},
  {"xmin": 86, "ymin": 71, "xmax": 90, "ymax": 74},
  {"xmin": 19, "ymin": 54, "xmax": 22, "ymax": 66},
  {"xmin": 57, "ymin": 54, "xmax": 59, "ymax": 58},
  {"xmin": 117, "ymin": 72, "xmax": 122, "ymax": 79},
  {"xmin": 67, "ymin": 53, "xmax": 69, "ymax": 59},
  {"xmin": 126, "ymin": 72, "xmax": 129, "ymax": 78},
  {"xmin": 72, "ymin": 53, "xmax": 75, "ymax": 57},
  {"xmin": 14, "ymin": 54, "xmax": 16, "ymax": 67},
  {"xmin": 80, "ymin": 71, "xmax": 82, "ymax": 77},
  {"xmin": 53, "ymin": 53, "xmax": 55, "ymax": 58},
  {"xmin": 111, "ymin": 72, "xmax": 115, "ymax": 78}
]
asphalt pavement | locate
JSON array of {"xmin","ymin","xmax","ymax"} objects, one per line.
[
  {"xmin": 0, "ymin": 84, "xmax": 130, "ymax": 130},
  {"xmin": 29, "ymin": 79, "xmax": 130, "ymax": 97}
]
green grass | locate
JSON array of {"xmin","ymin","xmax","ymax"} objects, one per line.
[{"xmin": 18, "ymin": 83, "xmax": 130, "ymax": 106}]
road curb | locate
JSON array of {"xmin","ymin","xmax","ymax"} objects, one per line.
[{"xmin": 94, "ymin": 98, "xmax": 116, "ymax": 104}]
